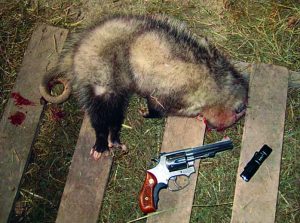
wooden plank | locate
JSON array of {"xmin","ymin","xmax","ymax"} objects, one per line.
[
  {"xmin": 147, "ymin": 117, "xmax": 205, "ymax": 223},
  {"xmin": 231, "ymin": 64, "xmax": 289, "ymax": 223},
  {"xmin": 56, "ymin": 116, "xmax": 113, "ymax": 223},
  {"xmin": 0, "ymin": 25, "xmax": 68, "ymax": 222},
  {"xmin": 233, "ymin": 61, "xmax": 300, "ymax": 88}
]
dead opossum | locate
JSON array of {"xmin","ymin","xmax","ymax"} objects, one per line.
[{"xmin": 39, "ymin": 15, "xmax": 248, "ymax": 160}]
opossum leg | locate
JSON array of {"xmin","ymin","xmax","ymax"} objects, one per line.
[
  {"xmin": 140, "ymin": 97, "xmax": 164, "ymax": 118},
  {"xmin": 108, "ymin": 131, "xmax": 127, "ymax": 152},
  {"xmin": 108, "ymin": 98, "xmax": 128, "ymax": 152},
  {"xmin": 88, "ymin": 101, "xmax": 110, "ymax": 160},
  {"xmin": 87, "ymin": 93, "xmax": 128, "ymax": 160}
]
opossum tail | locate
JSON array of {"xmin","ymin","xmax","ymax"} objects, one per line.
[{"xmin": 39, "ymin": 68, "xmax": 72, "ymax": 104}]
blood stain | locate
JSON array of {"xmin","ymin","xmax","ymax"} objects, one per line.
[
  {"xmin": 11, "ymin": 92, "xmax": 35, "ymax": 107},
  {"xmin": 51, "ymin": 107, "xmax": 65, "ymax": 121},
  {"xmin": 8, "ymin": 111, "xmax": 26, "ymax": 126}
]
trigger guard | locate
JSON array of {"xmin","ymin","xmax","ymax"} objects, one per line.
[
  {"xmin": 170, "ymin": 176, "xmax": 177, "ymax": 181},
  {"xmin": 168, "ymin": 175, "xmax": 190, "ymax": 192}
]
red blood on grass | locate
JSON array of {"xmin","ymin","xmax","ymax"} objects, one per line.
[
  {"xmin": 206, "ymin": 127, "xmax": 212, "ymax": 132},
  {"xmin": 11, "ymin": 92, "xmax": 35, "ymax": 107},
  {"xmin": 216, "ymin": 126, "xmax": 225, "ymax": 132},
  {"xmin": 51, "ymin": 107, "xmax": 65, "ymax": 121},
  {"xmin": 8, "ymin": 111, "xmax": 26, "ymax": 126}
]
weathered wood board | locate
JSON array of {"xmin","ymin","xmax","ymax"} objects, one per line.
[
  {"xmin": 233, "ymin": 61, "xmax": 300, "ymax": 88},
  {"xmin": 147, "ymin": 117, "xmax": 206, "ymax": 223},
  {"xmin": 56, "ymin": 116, "xmax": 113, "ymax": 223},
  {"xmin": 231, "ymin": 64, "xmax": 289, "ymax": 223},
  {"xmin": 0, "ymin": 25, "xmax": 68, "ymax": 222}
]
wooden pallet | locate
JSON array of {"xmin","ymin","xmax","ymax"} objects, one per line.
[
  {"xmin": 0, "ymin": 24, "xmax": 297, "ymax": 223},
  {"xmin": 0, "ymin": 24, "xmax": 68, "ymax": 223}
]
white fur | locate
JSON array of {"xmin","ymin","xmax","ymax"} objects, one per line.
[{"xmin": 94, "ymin": 85, "xmax": 107, "ymax": 96}]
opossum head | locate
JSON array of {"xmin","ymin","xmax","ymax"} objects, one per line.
[
  {"xmin": 202, "ymin": 102, "xmax": 246, "ymax": 131},
  {"xmin": 201, "ymin": 78, "xmax": 248, "ymax": 131}
]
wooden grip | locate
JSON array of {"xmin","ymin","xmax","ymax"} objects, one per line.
[{"xmin": 139, "ymin": 172, "xmax": 158, "ymax": 214}]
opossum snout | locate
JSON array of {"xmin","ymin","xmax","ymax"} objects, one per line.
[{"xmin": 202, "ymin": 102, "xmax": 247, "ymax": 131}]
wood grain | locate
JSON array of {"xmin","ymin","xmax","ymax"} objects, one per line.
[
  {"xmin": 56, "ymin": 116, "xmax": 113, "ymax": 223},
  {"xmin": 0, "ymin": 25, "xmax": 68, "ymax": 222},
  {"xmin": 231, "ymin": 64, "xmax": 289, "ymax": 223},
  {"xmin": 147, "ymin": 117, "xmax": 206, "ymax": 223},
  {"xmin": 233, "ymin": 61, "xmax": 299, "ymax": 88}
]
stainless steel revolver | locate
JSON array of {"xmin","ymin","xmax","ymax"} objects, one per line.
[{"xmin": 139, "ymin": 139, "xmax": 233, "ymax": 213}]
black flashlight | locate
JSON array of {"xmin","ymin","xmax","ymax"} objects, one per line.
[{"xmin": 240, "ymin": 144, "xmax": 272, "ymax": 182}]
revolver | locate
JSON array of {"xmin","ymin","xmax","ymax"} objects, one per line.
[{"xmin": 139, "ymin": 139, "xmax": 233, "ymax": 213}]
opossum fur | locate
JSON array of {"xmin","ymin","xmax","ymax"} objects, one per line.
[{"xmin": 39, "ymin": 15, "xmax": 248, "ymax": 159}]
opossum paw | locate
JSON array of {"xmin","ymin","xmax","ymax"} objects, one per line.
[
  {"xmin": 90, "ymin": 147, "xmax": 110, "ymax": 161},
  {"xmin": 139, "ymin": 108, "xmax": 149, "ymax": 117},
  {"xmin": 108, "ymin": 141, "xmax": 128, "ymax": 152},
  {"xmin": 139, "ymin": 108, "xmax": 163, "ymax": 118}
]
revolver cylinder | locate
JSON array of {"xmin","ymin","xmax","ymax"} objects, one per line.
[{"xmin": 166, "ymin": 152, "xmax": 190, "ymax": 172}]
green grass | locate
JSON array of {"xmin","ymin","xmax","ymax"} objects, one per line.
[{"xmin": 0, "ymin": 0, "xmax": 299, "ymax": 223}]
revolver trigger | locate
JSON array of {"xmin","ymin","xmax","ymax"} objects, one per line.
[{"xmin": 168, "ymin": 176, "xmax": 190, "ymax": 192}]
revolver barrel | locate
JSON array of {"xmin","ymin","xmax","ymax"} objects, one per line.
[{"xmin": 164, "ymin": 139, "xmax": 233, "ymax": 172}]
